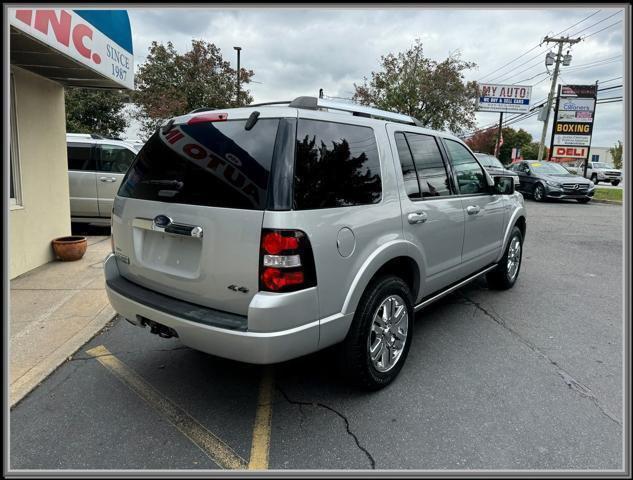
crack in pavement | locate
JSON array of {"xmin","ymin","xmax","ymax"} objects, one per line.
[
  {"xmin": 459, "ymin": 292, "xmax": 621, "ymax": 427},
  {"xmin": 276, "ymin": 385, "xmax": 376, "ymax": 469}
]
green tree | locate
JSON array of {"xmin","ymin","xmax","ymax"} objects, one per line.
[
  {"xmin": 353, "ymin": 39, "xmax": 479, "ymax": 134},
  {"xmin": 133, "ymin": 40, "xmax": 254, "ymax": 139},
  {"xmin": 520, "ymin": 141, "xmax": 545, "ymax": 161},
  {"xmin": 609, "ymin": 140, "xmax": 623, "ymax": 169},
  {"xmin": 498, "ymin": 127, "xmax": 533, "ymax": 165},
  {"xmin": 65, "ymin": 88, "xmax": 128, "ymax": 137}
]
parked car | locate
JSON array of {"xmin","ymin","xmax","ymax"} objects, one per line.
[
  {"xmin": 509, "ymin": 160, "xmax": 595, "ymax": 203},
  {"xmin": 104, "ymin": 97, "xmax": 526, "ymax": 389},
  {"xmin": 566, "ymin": 160, "xmax": 622, "ymax": 186},
  {"xmin": 474, "ymin": 153, "xmax": 520, "ymax": 188},
  {"xmin": 67, "ymin": 133, "xmax": 139, "ymax": 224}
]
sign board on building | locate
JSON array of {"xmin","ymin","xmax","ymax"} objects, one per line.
[
  {"xmin": 548, "ymin": 84, "xmax": 597, "ymax": 164},
  {"xmin": 9, "ymin": 9, "xmax": 133, "ymax": 89},
  {"xmin": 477, "ymin": 84, "xmax": 532, "ymax": 113}
]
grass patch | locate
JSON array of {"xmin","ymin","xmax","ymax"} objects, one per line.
[{"xmin": 593, "ymin": 187, "xmax": 622, "ymax": 203}]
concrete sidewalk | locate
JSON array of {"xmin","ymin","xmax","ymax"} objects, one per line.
[{"xmin": 10, "ymin": 236, "xmax": 115, "ymax": 407}]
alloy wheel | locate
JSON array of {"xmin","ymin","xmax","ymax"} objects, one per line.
[
  {"xmin": 367, "ymin": 295, "xmax": 409, "ymax": 373},
  {"xmin": 506, "ymin": 236, "xmax": 521, "ymax": 281}
]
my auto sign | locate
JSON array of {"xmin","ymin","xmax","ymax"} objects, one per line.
[
  {"xmin": 549, "ymin": 84, "xmax": 597, "ymax": 163},
  {"xmin": 477, "ymin": 84, "xmax": 532, "ymax": 113}
]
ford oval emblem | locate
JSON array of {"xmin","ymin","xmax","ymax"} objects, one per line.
[{"xmin": 153, "ymin": 215, "xmax": 172, "ymax": 228}]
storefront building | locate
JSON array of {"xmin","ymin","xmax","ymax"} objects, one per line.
[{"xmin": 8, "ymin": 8, "xmax": 133, "ymax": 278}]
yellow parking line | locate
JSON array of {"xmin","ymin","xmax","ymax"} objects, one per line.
[
  {"xmin": 248, "ymin": 366, "xmax": 274, "ymax": 470},
  {"xmin": 86, "ymin": 345, "xmax": 247, "ymax": 469}
]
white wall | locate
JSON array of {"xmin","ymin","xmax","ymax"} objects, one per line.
[
  {"xmin": 588, "ymin": 146, "xmax": 614, "ymax": 165},
  {"xmin": 10, "ymin": 66, "xmax": 71, "ymax": 278}
]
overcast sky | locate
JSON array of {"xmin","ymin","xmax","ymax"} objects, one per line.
[{"xmin": 123, "ymin": 6, "xmax": 624, "ymax": 149}]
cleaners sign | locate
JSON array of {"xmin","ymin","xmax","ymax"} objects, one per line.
[
  {"xmin": 10, "ymin": 9, "xmax": 134, "ymax": 89},
  {"xmin": 549, "ymin": 84, "xmax": 597, "ymax": 163},
  {"xmin": 478, "ymin": 84, "xmax": 532, "ymax": 113}
]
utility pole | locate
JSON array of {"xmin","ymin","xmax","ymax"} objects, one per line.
[
  {"xmin": 537, "ymin": 36, "xmax": 581, "ymax": 160},
  {"xmin": 494, "ymin": 112, "xmax": 503, "ymax": 157},
  {"xmin": 233, "ymin": 46, "xmax": 242, "ymax": 105}
]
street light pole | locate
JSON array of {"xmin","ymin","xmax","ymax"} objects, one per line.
[{"xmin": 233, "ymin": 46, "xmax": 242, "ymax": 105}]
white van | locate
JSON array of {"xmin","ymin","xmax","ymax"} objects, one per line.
[{"xmin": 67, "ymin": 133, "xmax": 140, "ymax": 224}]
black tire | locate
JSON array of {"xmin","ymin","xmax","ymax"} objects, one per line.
[
  {"xmin": 577, "ymin": 198, "xmax": 591, "ymax": 204},
  {"xmin": 591, "ymin": 174, "xmax": 598, "ymax": 184},
  {"xmin": 533, "ymin": 183, "xmax": 546, "ymax": 202},
  {"xmin": 612, "ymin": 180, "xmax": 620, "ymax": 186},
  {"xmin": 339, "ymin": 275, "xmax": 414, "ymax": 390},
  {"xmin": 487, "ymin": 226, "xmax": 523, "ymax": 290}
]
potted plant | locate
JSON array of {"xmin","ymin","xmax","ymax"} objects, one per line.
[{"xmin": 51, "ymin": 236, "xmax": 88, "ymax": 261}]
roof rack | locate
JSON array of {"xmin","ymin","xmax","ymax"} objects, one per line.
[
  {"xmin": 287, "ymin": 96, "xmax": 422, "ymax": 126},
  {"xmin": 185, "ymin": 97, "xmax": 423, "ymax": 126},
  {"xmin": 188, "ymin": 107, "xmax": 217, "ymax": 114}
]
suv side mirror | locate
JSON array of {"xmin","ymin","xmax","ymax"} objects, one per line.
[{"xmin": 494, "ymin": 175, "xmax": 515, "ymax": 195}]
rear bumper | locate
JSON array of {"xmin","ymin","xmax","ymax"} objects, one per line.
[{"xmin": 104, "ymin": 254, "xmax": 321, "ymax": 364}]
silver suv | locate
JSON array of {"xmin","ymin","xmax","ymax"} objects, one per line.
[
  {"xmin": 67, "ymin": 133, "xmax": 139, "ymax": 224},
  {"xmin": 104, "ymin": 97, "xmax": 526, "ymax": 389}
]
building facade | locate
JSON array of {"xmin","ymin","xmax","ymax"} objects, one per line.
[{"xmin": 8, "ymin": 8, "xmax": 133, "ymax": 278}]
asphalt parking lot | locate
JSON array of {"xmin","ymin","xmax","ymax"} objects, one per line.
[{"xmin": 11, "ymin": 199, "xmax": 623, "ymax": 471}]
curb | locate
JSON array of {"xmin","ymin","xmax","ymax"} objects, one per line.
[
  {"xmin": 590, "ymin": 199, "xmax": 622, "ymax": 205},
  {"xmin": 10, "ymin": 305, "xmax": 116, "ymax": 408}
]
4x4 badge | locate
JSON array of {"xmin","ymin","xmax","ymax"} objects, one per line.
[{"xmin": 227, "ymin": 285, "xmax": 249, "ymax": 293}]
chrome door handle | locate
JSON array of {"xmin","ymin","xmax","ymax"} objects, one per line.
[
  {"xmin": 407, "ymin": 211, "xmax": 427, "ymax": 224},
  {"xmin": 99, "ymin": 177, "xmax": 117, "ymax": 182},
  {"xmin": 466, "ymin": 205, "xmax": 481, "ymax": 215}
]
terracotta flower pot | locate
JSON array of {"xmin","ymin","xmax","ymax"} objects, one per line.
[{"xmin": 52, "ymin": 236, "xmax": 88, "ymax": 261}]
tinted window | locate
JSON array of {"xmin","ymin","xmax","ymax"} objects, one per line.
[
  {"xmin": 406, "ymin": 133, "xmax": 451, "ymax": 197},
  {"xmin": 67, "ymin": 144, "xmax": 95, "ymax": 171},
  {"xmin": 444, "ymin": 140, "xmax": 488, "ymax": 194},
  {"xmin": 293, "ymin": 119, "xmax": 381, "ymax": 210},
  {"xmin": 394, "ymin": 132, "xmax": 421, "ymax": 199},
  {"xmin": 99, "ymin": 144, "xmax": 136, "ymax": 173},
  {"xmin": 118, "ymin": 119, "xmax": 280, "ymax": 210}
]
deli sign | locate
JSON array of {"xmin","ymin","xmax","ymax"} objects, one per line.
[
  {"xmin": 553, "ymin": 147, "xmax": 588, "ymax": 158},
  {"xmin": 477, "ymin": 84, "xmax": 532, "ymax": 113},
  {"xmin": 10, "ymin": 9, "xmax": 133, "ymax": 89}
]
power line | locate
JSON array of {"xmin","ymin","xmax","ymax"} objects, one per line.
[
  {"xmin": 493, "ymin": 54, "xmax": 548, "ymax": 84},
  {"xmin": 507, "ymin": 71, "xmax": 550, "ymax": 86},
  {"xmin": 553, "ymin": 9, "xmax": 602, "ymax": 36},
  {"xmin": 487, "ymin": 50, "xmax": 547, "ymax": 83},
  {"xmin": 568, "ymin": 10, "xmax": 622, "ymax": 37},
  {"xmin": 582, "ymin": 19, "xmax": 623, "ymax": 39},
  {"xmin": 477, "ymin": 9, "xmax": 602, "ymax": 83},
  {"xmin": 598, "ymin": 76, "xmax": 622, "ymax": 84},
  {"xmin": 477, "ymin": 45, "xmax": 544, "ymax": 82}
]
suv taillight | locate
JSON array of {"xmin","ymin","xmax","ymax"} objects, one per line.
[{"xmin": 259, "ymin": 229, "xmax": 317, "ymax": 292}]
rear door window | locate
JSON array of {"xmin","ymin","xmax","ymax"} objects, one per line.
[
  {"xmin": 118, "ymin": 118, "xmax": 280, "ymax": 210},
  {"xmin": 293, "ymin": 119, "xmax": 382, "ymax": 210},
  {"xmin": 67, "ymin": 143, "xmax": 96, "ymax": 171},
  {"xmin": 394, "ymin": 132, "xmax": 421, "ymax": 199},
  {"xmin": 98, "ymin": 144, "xmax": 137, "ymax": 173},
  {"xmin": 405, "ymin": 133, "xmax": 452, "ymax": 197}
]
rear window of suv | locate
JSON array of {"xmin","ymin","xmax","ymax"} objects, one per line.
[
  {"xmin": 293, "ymin": 119, "xmax": 382, "ymax": 210},
  {"xmin": 118, "ymin": 118, "xmax": 280, "ymax": 210}
]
